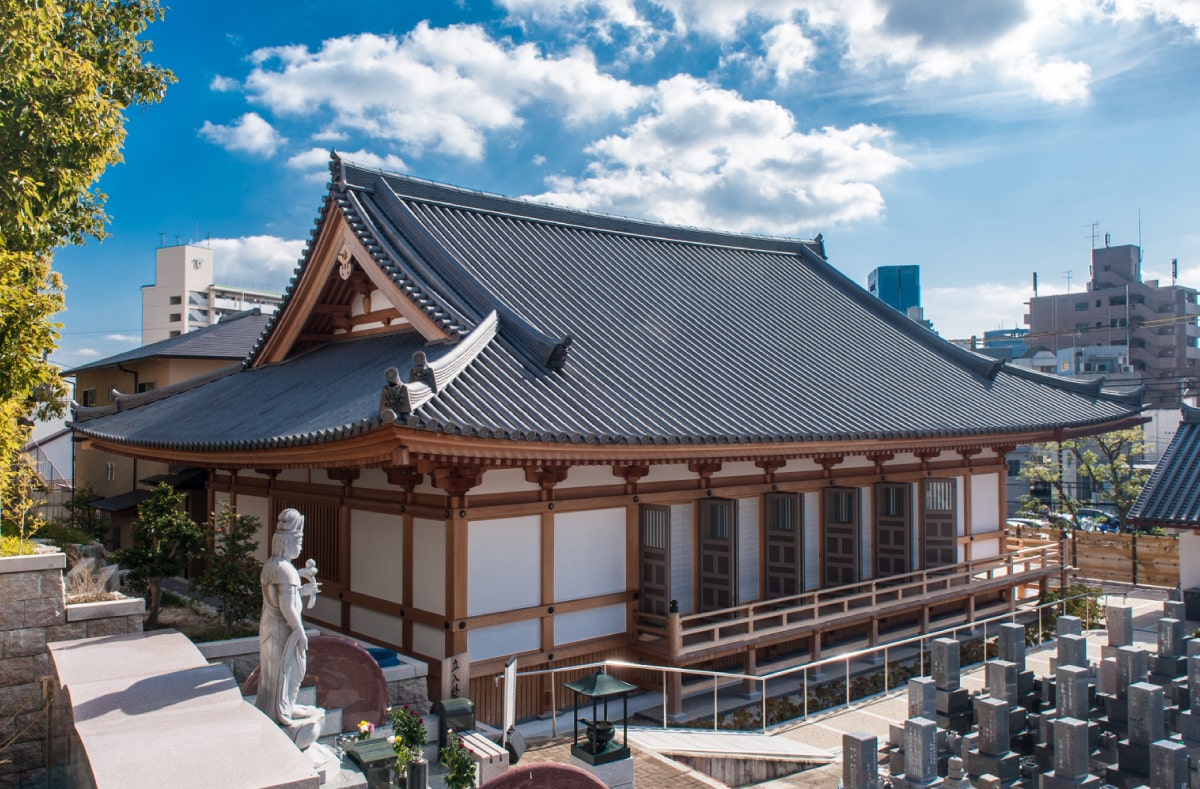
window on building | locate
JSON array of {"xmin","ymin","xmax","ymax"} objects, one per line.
[
  {"xmin": 1095, "ymin": 300, "xmax": 1102, "ymax": 307},
  {"xmin": 104, "ymin": 462, "xmax": 115, "ymax": 481},
  {"xmin": 136, "ymin": 381, "xmax": 156, "ymax": 394},
  {"xmin": 1075, "ymin": 302, "xmax": 1089, "ymax": 311},
  {"xmin": 169, "ymin": 331, "xmax": 181, "ymax": 337},
  {"xmin": 1111, "ymin": 318, "xmax": 1126, "ymax": 328},
  {"xmin": 1007, "ymin": 459, "xmax": 1021, "ymax": 477},
  {"xmin": 1075, "ymin": 322, "xmax": 1089, "ymax": 332},
  {"xmin": 169, "ymin": 295, "xmax": 182, "ymax": 305},
  {"xmin": 1109, "ymin": 296, "xmax": 1126, "ymax": 306},
  {"xmin": 79, "ymin": 388, "xmax": 97, "ymax": 407},
  {"xmin": 169, "ymin": 313, "xmax": 181, "ymax": 322}
]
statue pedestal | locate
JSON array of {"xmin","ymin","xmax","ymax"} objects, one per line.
[{"xmin": 286, "ymin": 706, "xmax": 327, "ymax": 750}]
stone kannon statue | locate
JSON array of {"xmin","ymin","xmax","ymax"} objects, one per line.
[{"xmin": 256, "ymin": 508, "xmax": 324, "ymax": 748}]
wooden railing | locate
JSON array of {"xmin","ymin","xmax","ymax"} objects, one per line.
[{"xmin": 634, "ymin": 543, "xmax": 1061, "ymax": 661}]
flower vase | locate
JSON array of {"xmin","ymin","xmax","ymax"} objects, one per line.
[{"xmin": 405, "ymin": 756, "xmax": 428, "ymax": 789}]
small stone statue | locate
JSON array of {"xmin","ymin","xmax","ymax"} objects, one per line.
[{"xmin": 255, "ymin": 508, "xmax": 325, "ymax": 748}]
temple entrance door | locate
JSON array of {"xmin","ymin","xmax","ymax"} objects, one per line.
[
  {"xmin": 823, "ymin": 488, "xmax": 860, "ymax": 588},
  {"xmin": 923, "ymin": 478, "xmax": 958, "ymax": 569},
  {"xmin": 698, "ymin": 499, "xmax": 737, "ymax": 612},
  {"xmin": 875, "ymin": 483, "xmax": 911, "ymax": 579},
  {"xmin": 639, "ymin": 505, "xmax": 670, "ymax": 616},
  {"xmin": 763, "ymin": 493, "xmax": 803, "ymax": 599}
]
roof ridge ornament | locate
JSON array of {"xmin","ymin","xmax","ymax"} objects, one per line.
[{"xmin": 379, "ymin": 311, "xmax": 499, "ymax": 422}]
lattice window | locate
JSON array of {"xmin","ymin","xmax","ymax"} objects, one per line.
[{"xmin": 272, "ymin": 499, "xmax": 340, "ymax": 584}]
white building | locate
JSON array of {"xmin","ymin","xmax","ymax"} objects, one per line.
[{"xmin": 141, "ymin": 244, "xmax": 283, "ymax": 344}]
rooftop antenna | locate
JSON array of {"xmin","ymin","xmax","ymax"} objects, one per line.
[
  {"xmin": 1138, "ymin": 207, "xmax": 1143, "ymax": 262},
  {"xmin": 1086, "ymin": 221, "xmax": 1099, "ymax": 250},
  {"xmin": 159, "ymin": 232, "xmax": 166, "ymax": 247},
  {"xmin": 1063, "ymin": 270, "xmax": 1073, "ymax": 292}
]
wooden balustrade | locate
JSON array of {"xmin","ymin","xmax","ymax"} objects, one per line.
[{"xmin": 633, "ymin": 543, "xmax": 1060, "ymax": 661}]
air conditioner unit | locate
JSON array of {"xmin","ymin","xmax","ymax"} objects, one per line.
[{"xmin": 1120, "ymin": 365, "xmax": 1134, "ymax": 373}]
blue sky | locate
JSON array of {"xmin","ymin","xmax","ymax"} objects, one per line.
[{"xmin": 53, "ymin": 0, "xmax": 1200, "ymax": 367}]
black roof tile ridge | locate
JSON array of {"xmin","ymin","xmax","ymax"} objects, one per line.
[
  {"xmin": 792, "ymin": 244, "xmax": 1006, "ymax": 381},
  {"xmin": 345, "ymin": 188, "xmax": 475, "ymax": 334},
  {"xmin": 72, "ymin": 362, "xmax": 244, "ymax": 425},
  {"xmin": 1001, "ymin": 364, "xmax": 1145, "ymax": 406},
  {"xmin": 1183, "ymin": 402, "xmax": 1200, "ymax": 424},
  {"xmin": 340, "ymin": 159, "xmax": 826, "ymax": 258},
  {"xmin": 1129, "ymin": 416, "xmax": 1192, "ymax": 521},
  {"xmin": 369, "ymin": 176, "xmax": 572, "ymax": 372}
]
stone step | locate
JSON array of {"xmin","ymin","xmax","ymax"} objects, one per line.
[{"xmin": 243, "ymin": 687, "xmax": 343, "ymax": 737}]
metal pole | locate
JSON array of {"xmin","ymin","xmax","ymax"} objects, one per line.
[
  {"xmin": 551, "ymin": 676, "xmax": 558, "ymax": 738},
  {"xmin": 884, "ymin": 646, "xmax": 889, "ymax": 692},
  {"xmin": 662, "ymin": 672, "xmax": 667, "ymax": 730},
  {"xmin": 713, "ymin": 676, "xmax": 718, "ymax": 731},
  {"xmin": 845, "ymin": 659, "xmax": 851, "ymax": 708},
  {"xmin": 761, "ymin": 679, "xmax": 767, "ymax": 735},
  {"xmin": 803, "ymin": 669, "xmax": 809, "ymax": 719}
]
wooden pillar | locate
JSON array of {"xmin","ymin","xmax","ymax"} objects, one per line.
[
  {"xmin": 387, "ymin": 465, "xmax": 424, "ymax": 657},
  {"xmin": 742, "ymin": 648, "xmax": 758, "ymax": 696},
  {"xmin": 668, "ymin": 672, "xmax": 683, "ymax": 718},
  {"xmin": 432, "ymin": 465, "xmax": 483, "ymax": 658},
  {"xmin": 329, "ymin": 468, "xmax": 359, "ymax": 633}
]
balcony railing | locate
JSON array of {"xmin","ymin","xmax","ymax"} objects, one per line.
[{"xmin": 634, "ymin": 542, "xmax": 1060, "ymax": 662}]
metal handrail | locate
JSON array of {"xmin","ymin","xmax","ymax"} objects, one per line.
[{"xmin": 512, "ymin": 590, "xmax": 1096, "ymax": 737}]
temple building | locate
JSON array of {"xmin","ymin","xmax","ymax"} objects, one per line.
[{"xmin": 72, "ymin": 154, "xmax": 1144, "ymax": 724}]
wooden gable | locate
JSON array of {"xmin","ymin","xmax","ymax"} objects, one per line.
[{"xmin": 253, "ymin": 207, "xmax": 453, "ymax": 366}]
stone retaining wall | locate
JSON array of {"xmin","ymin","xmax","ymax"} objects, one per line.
[{"xmin": 0, "ymin": 550, "xmax": 144, "ymax": 787}]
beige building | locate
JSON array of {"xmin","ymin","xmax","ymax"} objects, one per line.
[
  {"xmin": 141, "ymin": 244, "xmax": 283, "ymax": 344},
  {"xmin": 1025, "ymin": 243, "xmax": 1200, "ymax": 406}
]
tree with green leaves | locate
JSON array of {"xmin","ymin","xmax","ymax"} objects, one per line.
[
  {"xmin": 193, "ymin": 504, "xmax": 263, "ymax": 638},
  {"xmin": 1019, "ymin": 427, "xmax": 1150, "ymax": 527},
  {"xmin": 115, "ymin": 484, "xmax": 204, "ymax": 628},
  {"xmin": 0, "ymin": 0, "xmax": 173, "ymax": 542}
]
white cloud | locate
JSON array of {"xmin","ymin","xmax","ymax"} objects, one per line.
[
  {"xmin": 240, "ymin": 25, "xmax": 648, "ymax": 160},
  {"xmin": 497, "ymin": 0, "xmax": 1200, "ymax": 108},
  {"xmin": 531, "ymin": 75, "xmax": 906, "ymax": 233},
  {"xmin": 210, "ymin": 74, "xmax": 240, "ymax": 92},
  {"xmin": 208, "ymin": 235, "xmax": 306, "ymax": 286},
  {"xmin": 199, "ymin": 112, "xmax": 286, "ymax": 157},
  {"xmin": 286, "ymin": 147, "xmax": 409, "ymax": 182},
  {"xmin": 532, "ymin": 153, "xmax": 547, "ymax": 166},
  {"xmin": 925, "ymin": 281, "xmax": 1036, "ymax": 342},
  {"xmin": 104, "ymin": 333, "xmax": 139, "ymax": 344},
  {"xmin": 75, "ymin": 348, "xmax": 102, "ymax": 358}
]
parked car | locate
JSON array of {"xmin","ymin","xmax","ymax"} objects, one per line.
[
  {"xmin": 1075, "ymin": 507, "xmax": 1121, "ymax": 533},
  {"xmin": 1006, "ymin": 517, "xmax": 1049, "ymax": 530}
]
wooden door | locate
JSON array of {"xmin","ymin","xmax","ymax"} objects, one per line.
[
  {"xmin": 698, "ymin": 499, "xmax": 737, "ymax": 612},
  {"xmin": 923, "ymin": 478, "xmax": 957, "ymax": 569},
  {"xmin": 639, "ymin": 505, "xmax": 670, "ymax": 616},
  {"xmin": 763, "ymin": 493, "xmax": 803, "ymax": 599},
  {"xmin": 875, "ymin": 483, "xmax": 911, "ymax": 579},
  {"xmin": 823, "ymin": 488, "xmax": 860, "ymax": 587}
]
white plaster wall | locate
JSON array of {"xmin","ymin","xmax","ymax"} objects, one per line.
[
  {"xmin": 556, "ymin": 465, "xmax": 620, "ymax": 489},
  {"xmin": 738, "ymin": 498, "xmax": 759, "ymax": 604},
  {"xmin": 972, "ymin": 535, "xmax": 1001, "ymax": 560},
  {"xmin": 670, "ymin": 503, "xmax": 695, "ymax": 614},
  {"xmin": 910, "ymin": 483, "xmax": 920, "ymax": 572},
  {"xmin": 643, "ymin": 464, "xmax": 700, "ymax": 484},
  {"xmin": 554, "ymin": 604, "xmax": 627, "ymax": 646},
  {"xmin": 468, "ymin": 516, "xmax": 541, "ymax": 616},
  {"xmin": 956, "ymin": 477, "xmax": 966, "ymax": 537},
  {"xmin": 351, "ymin": 509, "xmax": 403, "ymax": 603},
  {"xmin": 277, "ymin": 469, "xmax": 309, "ymax": 484},
  {"xmin": 804, "ymin": 493, "xmax": 820, "ymax": 591},
  {"xmin": 837, "ymin": 456, "xmax": 874, "ymax": 470},
  {"xmin": 970, "ymin": 474, "xmax": 1001, "ymax": 535},
  {"xmin": 412, "ymin": 518, "xmax": 446, "ymax": 615},
  {"xmin": 413, "ymin": 622, "xmax": 445, "ymax": 661},
  {"xmin": 780, "ymin": 458, "xmax": 822, "ymax": 475},
  {"xmin": 354, "ymin": 468, "xmax": 392, "ymax": 492},
  {"xmin": 469, "ymin": 620, "xmax": 540, "ymax": 662},
  {"xmin": 861, "ymin": 488, "xmax": 873, "ymax": 581},
  {"xmin": 471, "ymin": 468, "xmax": 541, "ymax": 496},
  {"xmin": 309, "ymin": 595, "xmax": 341, "ymax": 626},
  {"xmin": 234, "ymin": 494, "xmax": 270, "ymax": 564},
  {"xmin": 711, "ymin": 462, "xmax": 762, "ymax": 479},
  {"xmin": 1180, "ymin": 531, "xmax": 1200, "ymax": 590},
  {"xmin": 214, "ymin": 491, "xmax": 230, "ymax": 511},
  {"xmin": 351, "ymin": 606, "xmax": 403, "ymax": 646},
  {"xmin": 554, "ymin": 508, "xmax": 625, "ymax": 602}
]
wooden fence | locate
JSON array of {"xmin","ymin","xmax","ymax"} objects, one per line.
[{"xmin": 1067, "ymin": 531, "xmax": 1179, "ymax": 588}]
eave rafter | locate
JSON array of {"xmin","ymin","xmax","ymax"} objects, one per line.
[{"xmin": 78, "ymin": 421, "xmax": 1126, "ymax": 475}]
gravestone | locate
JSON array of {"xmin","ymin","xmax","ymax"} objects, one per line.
[
  {"xmin": 1152, "ymin": 617, "xmax": 1188, "ymax": 683},
  {"xmin": 997, "ymin": 623, "xmax": 1035, "ymax": 700},
  {"xmin": 1111, "ymin": 682, "xmax": 1163, "ymax": 781},
  {"xmin": 892, "ymin": 677, "xmax": 939, "ymax": 747},
  {"xmin": 1149, "ymin": 739, "xmax": 1188, "ymax": 789},
  {"xmin": 1103, "ymin": 604, "xmax": 1133, "ymax": 660},
  {"xmin": 900, "ymin": 717, "xmax": 940, "ymax": 789},
  {"xmin": 1058, "ymin": 633, "xmax": 1089, "ymax": 672},
  {"xmin": 1058, "ymin": 615, "xmax": 1083, "ymax": 637},
  {"xmin": 932, "ymin": 638, "xmax": 972, "ymax": 733},
  {"xmin": 1180, "ymin": 654, "xmax": 1200, "ymax": 742},
  {"xmin": 842, "ymin": 731, "xmax": 878, "ymax": 789},
  {"xmin": 985, "ymin": 660, "xmax": 1026, "ymax": 735},
  {"xmin": 1164, "ymin": 600, "xmax": 1186, "ymax": 623},
  {"xmin": 964, "ymin": 697, "xmax": 1019, "ymax": 783},
  {"xmin": 1042, "ymin": 717, "xmax": 1101, "ymax": 789}
]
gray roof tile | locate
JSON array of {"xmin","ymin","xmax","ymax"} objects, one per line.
[
  {"xmin": 66, "ymin": 310, "xmax": 270, "ymax": 374},
  {"xmin": 1129, "ymin": 404, "xmax": 1200, "ymax": 525},
  {"xmin": 73, "ymin": 157, "xmax": 1143, "ymax": 455}
]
